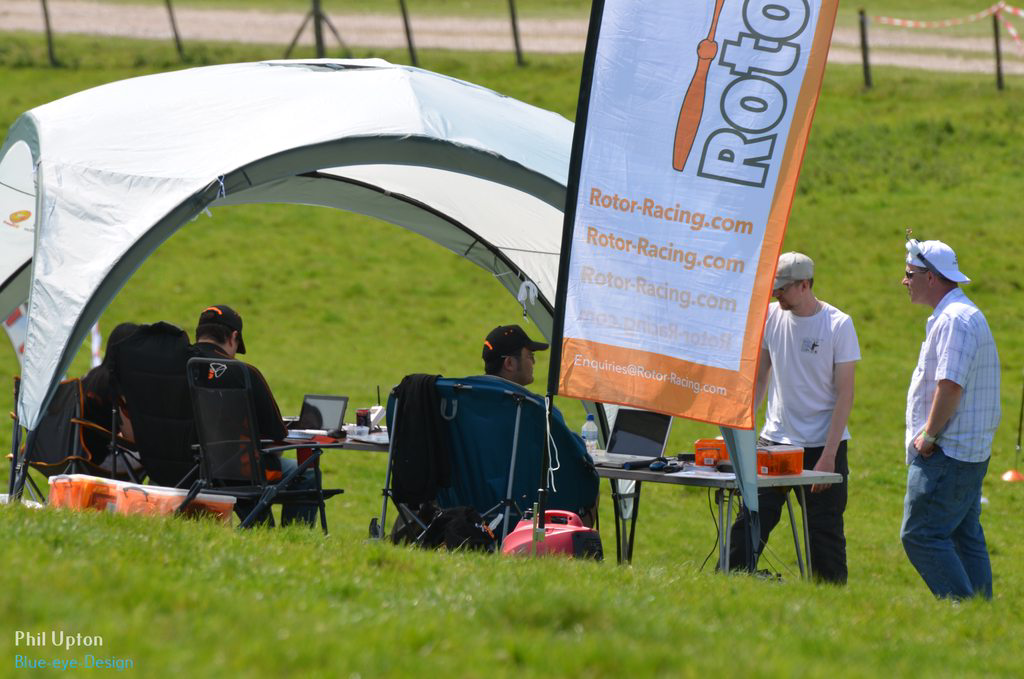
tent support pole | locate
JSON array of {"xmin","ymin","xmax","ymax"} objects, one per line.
[
  {"xmin": 8, "ymin": 419, "xmax": 20, "ymax": 495},
  {"xmin": 10, "ymin": 428, "xmax": 33, "ymax": 500}
]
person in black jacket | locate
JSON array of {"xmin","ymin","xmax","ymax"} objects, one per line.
[
  {"xmin": 193, "ymin": 304, "xmax": 317, "ymax": 526},
  {"xmin": 81, "ymin": 322, "xmax": 143, "ymax": 475}
]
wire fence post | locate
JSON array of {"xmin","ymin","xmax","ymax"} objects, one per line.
[
  {"xmin": 508, "ymin": 0, "xmax": 525, "ymax": 67},
  {"xmin": 39, "ymin": 0, "xmax": 58, "ymax": 66},
  {"xmin": 398, "ymin": 0, "xmax": 418, "ymax": 67},
  {"xmin": 313, "ymin": 0, "xmax": 325, "ymax": 58},
  {"xmin": 993, "ymin": 12, "xmax": 1005, "ymax": 90},
  {"xmin": 859, "ymin": 9, "xmax": 872, "ymax": 88},
  {"xmin": 164, "ymin": 0, "xmax": 185, "ymax": 61}
]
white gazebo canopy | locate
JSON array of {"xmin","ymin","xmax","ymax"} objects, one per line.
[{"xmin": 0, "ymin": 59, "xmax": 573, "ymax": 430}]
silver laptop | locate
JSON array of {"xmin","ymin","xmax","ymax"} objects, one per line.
[
  {"xmin": 604, "ymin": 408, "xmax": 673, "ymax": 461},
  {"xmin": 294, "ymin": 394, "xmax": 348, "ymax": 431}
]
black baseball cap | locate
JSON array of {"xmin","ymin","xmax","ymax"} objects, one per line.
[
  {"xmin": 198, "ymin": 304, "xmax": 246, "ymax": 354},
  {"xmin": 482, "ymin": 325, "xmax": 548, "ymax": 362}
]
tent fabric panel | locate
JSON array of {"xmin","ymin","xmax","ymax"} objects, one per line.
[
  {"xmin": 323, "ymin": 165, "xmax": 565, "ymax": 281},
  {"xmin": 0, "ymin": 137, "xmax": 37, "ymax": 318},
  {"xmin": 18, "ymin": 170, "xmax": 215, "ymax": 428},
  {"xmin": 217, "ymin": 173, "xmax": 558, "ymax": 335},
  {"xmin": 26, "ymin": 61, "xmax": 570, "ymax": 187},
  {"xmin": 0, "ymin": 264, "xmax": 30, "ymax": 323},
  {"xmin": 219, "ymin": 166, "xmax": 563, "ymax": 304}
]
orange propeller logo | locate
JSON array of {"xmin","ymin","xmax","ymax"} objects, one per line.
[
  {"xmin": 673, "ymin": 0, "xmax": 727, "ymax": 172},
  {"xmin": 3, "ymin": 210, "xmax": 31, "ymax": 228}
]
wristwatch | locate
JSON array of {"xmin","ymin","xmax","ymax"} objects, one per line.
[{"xmin": 919, "ymin": 430, "xmax": 937, "ymax": 445}]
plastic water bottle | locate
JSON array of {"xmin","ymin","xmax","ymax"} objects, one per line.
[{"xmin": 581, "ymin": 414, "xmax": 599, "ymax": 453}]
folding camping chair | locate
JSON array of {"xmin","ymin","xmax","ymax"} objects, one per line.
[
  {"xmin": 108, "ymin": 322, "xmax": 200, "ymax": 488},
  {"xmin": 9, "ymin": 376, "xmax": 140, "ymax": 502},
  {"xmin": 180, "ymin": 357, "xmax": 344, "ymax": 533},
  {"xmin": 372, "ymin": 375, "xmax": 599, "ymax": 544}
]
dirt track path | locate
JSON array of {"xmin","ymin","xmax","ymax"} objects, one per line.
[{"xmin": 2, "ymin": 0, "xmax": 1022, "ymax": 74}]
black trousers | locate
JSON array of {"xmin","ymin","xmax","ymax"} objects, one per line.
[{"xmin": 728, "ymin": 439, "xmax": 849, "ymax": 584}]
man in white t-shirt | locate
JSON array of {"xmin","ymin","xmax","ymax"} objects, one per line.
[{"xmin": 729, "ymin": 252, "xmax": 860, "ymax": 583}]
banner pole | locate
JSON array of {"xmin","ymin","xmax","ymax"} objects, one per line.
[
  {"xmin": 546, "ymin": 0, "xmax": 607, "ymax": 397},
  {"xmin": 530, "ymin": 395, "xmax": 556, "ymax": 552}
]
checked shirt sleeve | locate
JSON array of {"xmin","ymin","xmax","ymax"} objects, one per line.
[{"xmin": 933, "ymin": 315, "xmax": 977, "ymax": 389}]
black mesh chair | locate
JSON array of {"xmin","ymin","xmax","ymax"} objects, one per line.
[
  {"xmin": 108, "ymin": 322, "xmax": 199, "ymax": 488},
  {"xmin": 181, "ymin": 356, "xmax": 343, "ymax": 533},
  {"xmin": 10, "ymin": 377, "xmax": 140, "ymax": 501}
]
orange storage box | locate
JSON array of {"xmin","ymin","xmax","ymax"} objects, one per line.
[
  {"xmin": 116, "ymin": 484, "xmax": 236, "ymax": 522},
  {"xmin": 48, "ymin": 474, "xmax": 130, "ymax": 511},
  {"xmin": 694, "ymin": 438, "xmax": 728, "ymax": 467},
  {"xmin": 756, "ymin": 445, "xmax": 804, "ymax": 476}
]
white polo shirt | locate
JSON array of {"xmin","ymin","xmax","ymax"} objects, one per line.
[
  {"xmin": 905, "ymin": 288, "xmax": 1001, "ymax": 464},
  {"xmin": 760, "ymin": 301, "xmax": 861, "ymax": 448}
]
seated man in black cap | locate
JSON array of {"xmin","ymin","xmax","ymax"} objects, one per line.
[
  {"xmin": 481, "ymin": 324, "xmax": 598, "ymax": 525},
  {"xmin": 481, "ymin": 324, "xmax": 549, "ymax": 387},
  {"xmin": 193, "ymin": 304, "xmax": 318, "ymax": 526}
]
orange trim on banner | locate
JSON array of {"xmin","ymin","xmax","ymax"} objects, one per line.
[{"xmin": 558, "ymin": 338, "xmax": 755, "ymax": 428}]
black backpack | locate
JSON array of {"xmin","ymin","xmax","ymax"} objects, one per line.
[{"xmin": 393, "ymin": 503, "xmax": 496, "ymax": 552}]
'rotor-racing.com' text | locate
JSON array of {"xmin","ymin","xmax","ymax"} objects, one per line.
[{"xmin": 580, "ymin": 267, "xmax": 738, "ymax": 312}]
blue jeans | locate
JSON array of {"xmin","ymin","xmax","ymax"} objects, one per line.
[
  {"xmin": 278, "ymin": 457, "xmax": 320, "ymax": 526},
  {"xmin": 901, "ymin": 448, "xmax": 991, "ymax": 600}
]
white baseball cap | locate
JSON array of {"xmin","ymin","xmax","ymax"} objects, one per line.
[
  {"xmin": 905, "ymin": 239, "xmax": 970, "ymax": 283},
  {"xmin": 773, "ymin": 252, "xmax": 814, "ymax": 290}
]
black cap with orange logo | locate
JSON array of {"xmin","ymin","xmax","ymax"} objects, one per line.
[
  {"xmin": 482, "ymin": 325, "xmax": 548, "ymax": 362},
  {"xmin": 198, "ymin": 304, "xmax": 246, "ymax": 354}
]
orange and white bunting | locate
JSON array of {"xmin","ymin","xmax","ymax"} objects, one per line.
[
  {"xmin": 874, "ymin": 3, "xmax": 1003, "ymax": 28},
  {"xmin": 873, "ymin": 3, "xmax": 1024, "ymax": 56}
]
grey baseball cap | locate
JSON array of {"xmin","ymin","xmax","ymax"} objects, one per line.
[{"xmin": 773, "ymin": 252, "xmax": 814, "ymax": 290}]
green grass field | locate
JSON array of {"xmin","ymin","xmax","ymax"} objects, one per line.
[{"xmin": 2, "ymin": 27, "xmax": 1023, "ymax": 679}]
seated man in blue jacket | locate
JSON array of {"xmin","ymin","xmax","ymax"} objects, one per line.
[{"xmin": 480, "ymin": 324, "xmax": 598, "ymax": 524}]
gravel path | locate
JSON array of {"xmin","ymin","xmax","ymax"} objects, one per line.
[{"xmin": 2, "ymin": 0, "xmax": 1022, "ymax": 74}]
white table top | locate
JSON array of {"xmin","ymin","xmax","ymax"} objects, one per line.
[{"xmin": 591, "ymin": 452, "xmax": 842, "ymax": 489}]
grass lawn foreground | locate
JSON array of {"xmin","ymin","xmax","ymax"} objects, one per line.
[{"xmin": 1, "ymin": 29, "xmax": 1023, "ymax": 679}]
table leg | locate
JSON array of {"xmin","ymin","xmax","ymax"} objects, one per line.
[
  {"xmin": 784, "ymin": 490, "xmax": 806, "ymax": 578},
  {"xmin": 798, "ymin": 485, "xmax": 813, "ymax": 577},
  {"xmin": 610, "ymin": 478, "xmax": 641, "ymax": 565},
  {"xmin": 716, "ymin": 489, "xmax": 727, "ymax": 572}
]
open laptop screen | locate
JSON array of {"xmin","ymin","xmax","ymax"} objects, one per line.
[
  {"xmin": 606, "ymin": 408, "xmax": 672, "ymax": 457},
  {"xmin": 297, "ymin": 394, "xmax": 348, "ymax": 430}
]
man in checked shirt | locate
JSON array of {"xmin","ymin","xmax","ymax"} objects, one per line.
[{"xmin": 901, "ymin": 238, "xmax": 1001, "ymax": 600}]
